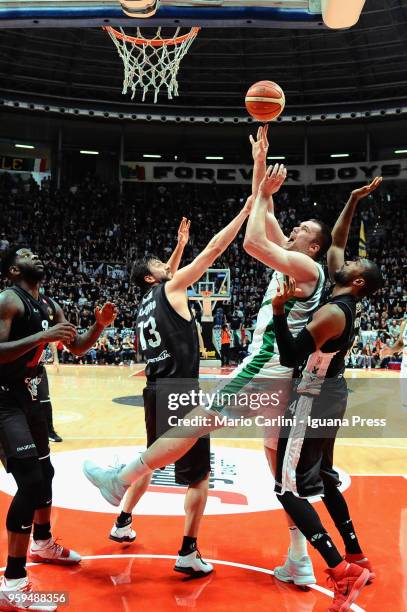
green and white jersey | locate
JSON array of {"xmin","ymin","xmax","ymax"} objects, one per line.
[
  {"xmin": 237, "ymin": 263, "xmax": 325, "ymax": 380},
  {"xmin": 207, "ymin": 263, "xmax": 326, "ymax": 415}
]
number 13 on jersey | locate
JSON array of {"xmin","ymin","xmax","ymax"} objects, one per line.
[{"xmin": 137, "ymin": 316, "xmax": 162, "ymax": 351}]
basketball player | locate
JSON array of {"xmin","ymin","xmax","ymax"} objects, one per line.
[
  {"xmin": 271, "ymin": 265, "xmax": 382, "ymax": 612},
  {"xmin": 0, "ymin": 247, "xmax": 117, "ymax": 610},
  {"xmin": 108, "ymin": 216, "xmax": 199, "ymax": 549},
  {"xmin": 268, "ymin": 174, "xmax": 383, "ymax": 583},
  {"xmin": 273, "ymin": 177, "xmax": 382, "ymax": 608},
  {"xmin": 91, "ymin": 202, "xmax": 253, "ymax": 576},
  {"xmin": 83, "ymin": 157, "xmax": 330, "ymax": 581}
]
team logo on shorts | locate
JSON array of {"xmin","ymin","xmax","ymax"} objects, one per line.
[{"xmin": 25, "ymin": 376, "xmax": 42, "ymax": 401}]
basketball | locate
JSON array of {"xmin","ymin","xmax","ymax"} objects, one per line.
[{"xmin": 245, "ymin": 80, "xmax": 285, "ymax": 122}]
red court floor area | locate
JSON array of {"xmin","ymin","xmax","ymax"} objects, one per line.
[{"xmin": 1, "ymin": 475, "xmax": 406, "ymax": 611}]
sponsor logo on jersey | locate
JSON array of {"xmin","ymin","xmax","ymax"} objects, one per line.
[{"xmin": 146, "ymin": 350, "xmax": 171, "ymax": 364}]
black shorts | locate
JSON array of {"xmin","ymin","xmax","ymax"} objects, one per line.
[
  {"xmin": 143, "ymin": 386, "xmax": 211, "ymax": 486},
  {"xmin": 0, "ymin": 375, "xmax": 50, "ymax": 472},
  {"xmin": 275, "ymin": 377, "xmax": 347, "ymax": 499}
]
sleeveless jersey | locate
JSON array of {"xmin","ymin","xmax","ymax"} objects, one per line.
[
  {"xmin": 136, "ymin": 283, "xmax": 199, "ymax": 383},
  {"xmin": 297, "ymin": 293, "xmax": 359, "ymax": 395},
  {"xmin": 241, "ymin": 263, "xmax": 325, "ymax": 379},
  {"xmin": 0, "ymin": 286, "xmax": 56, "ymax": 386}
]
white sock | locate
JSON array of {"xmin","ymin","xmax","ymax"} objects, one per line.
[
  {"xmin": 289, "ymin": 526, "xmax": 308, "ymax": 560},
  {"xmin": 119, "ymin": 454, "xmax": 152, "ymax": 485}
]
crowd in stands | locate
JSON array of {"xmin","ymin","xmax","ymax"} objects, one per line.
[{"xmin": 0, "ymin": 171, "xmax": 405, "ymax": 368}]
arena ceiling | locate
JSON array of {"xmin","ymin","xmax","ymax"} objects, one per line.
[{"xmin": 1, "ymin": 0, "xmax": 407, "ymax": 114}]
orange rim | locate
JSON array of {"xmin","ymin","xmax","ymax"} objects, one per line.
[{"xmin": 103, "ymin": 26, "xmax": 200, "ymax": 47}]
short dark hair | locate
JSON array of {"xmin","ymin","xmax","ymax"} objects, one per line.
[
  {"xmin": 310, "ymin": 219, "xmax": 332, "ymax": 259},
  {"xmin": 358, "ymin": 259, "xmax": 383, "ymax": 298},
  {"xmin": 1, "ymin": 246, "xmax": 20, "ymax": 279},
  {"xmin": 131, "ymin": 254, "xmax": 160, "ymax": 294}
]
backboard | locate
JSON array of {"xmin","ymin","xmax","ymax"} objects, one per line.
[{"xmin": 0, "ymin": 1, "xmax": 326, "ymax": 28}]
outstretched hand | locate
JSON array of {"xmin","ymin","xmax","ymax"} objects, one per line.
[
  {"xmin": 351, "ymin": 176, "xmax": 382, "ymax": 201},
  {"xmin": 249, "ymin": 125, "xmax": 269, "ymax": 163},
  {"xmin": 272, "ymin": 277, "xmax": 302, "ymax": 310},
  {"xmin": 95, "ymin": 302, "xmax": 118, "ymax": 328},
  {"xmin": 259, "ymin": 163, "xmax": 287, "ymax": 199},
  {"xmin": 177, "ymin": 217, "xmax": 191, "ymax": 247}
]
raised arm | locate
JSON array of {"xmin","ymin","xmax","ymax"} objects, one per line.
[
  {"xmin": 166, "ymin": 198, "xmax": 251, "ymax": 292},
  {"xmin": 244, "ymin": 165, "xmax": 318, "ymax": 284},
  {"xmin": 166, "ymin": 217, "xmax": 191, "ymax": 275},
  {"xmin": 53, "ymin": 300, "xmax": 117, "ymax": 357},
  {"xmin": 250, "ymin": 125, "xmax": 288, "ymax": 246},
  {"xmin": 327, "ymin": 177, "xmax": 382, "ymax": 282}
]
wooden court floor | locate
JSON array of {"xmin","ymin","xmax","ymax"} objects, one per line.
[{"xmin": 0, "ymin": 365, "xmax": 406, "ymax": 612}]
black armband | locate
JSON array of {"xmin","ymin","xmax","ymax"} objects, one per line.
[{"xmin": 273, "ymin": 314, "xmax": 316, "ymax": 368}]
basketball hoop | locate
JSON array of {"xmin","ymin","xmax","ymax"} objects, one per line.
[{"xmin": 103, "ymin": 26, "xmax": 200, "ymax": 103}]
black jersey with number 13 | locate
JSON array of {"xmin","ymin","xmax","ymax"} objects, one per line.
[{"xmin": 136, "ymin": 284, "xmax": 199, "ymax": 383}]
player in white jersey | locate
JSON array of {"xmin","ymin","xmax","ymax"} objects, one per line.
[
  {"xmin": 381, "ymin": 317, "xmax": 407, "ymax": 410},
  {"xmin": 84, "ymin": 136, "xmax": 333, "ymax": 584}
]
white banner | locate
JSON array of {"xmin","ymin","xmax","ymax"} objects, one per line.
[{"xmin": 120, "ymin": 159, "xmax": 407, "ymax": 184}]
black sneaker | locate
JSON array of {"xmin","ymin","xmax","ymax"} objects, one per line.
[{"xmin": 49, "ymin": 431, "xmax": 63, "ymax": 442}]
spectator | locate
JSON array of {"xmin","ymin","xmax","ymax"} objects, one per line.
[
  {"xmin": 220, "ymin": 323, "xmax": 231, "ymax": 367},
  {"xmin": 121, "ymin": 335, "xmax": 135, "ymax": 365}
]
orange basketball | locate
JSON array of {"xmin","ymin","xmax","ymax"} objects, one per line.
[{"xmin": 245, "ymin": 80, "xmax": 285, "ymax": 122}]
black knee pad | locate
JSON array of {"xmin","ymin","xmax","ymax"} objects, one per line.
[
  {"xmin": 37, "ymin": 457, "xmax": 55, "ymax": 508},
  {"xmin": 6, "ymin": 457, "xmax": 44, "ymax": 533}
]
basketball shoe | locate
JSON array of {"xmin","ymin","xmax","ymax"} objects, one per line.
[
  {"xmin": 0, "ymin": 575, "xmax": 57, "ymax": 611},
  {"xmin": 344, "ymin": 553, "xmax": 375, "ymax": 583},
  {"xmin": 30, "ymin": 538, "xmax": 81, "ymax": 565},
  {"xmin": 274, "ymin": 548, "xmax": 316, "ymax": 586},
  {"xmin": 174, "ymin": 550, "xmax": 213, "ymax": 577},
  {"xmin": 326, "ymin": 561, "xmax": 370, "ymax": 611},
  {"xmin": 109, "ymin": 522, "xmax": 136, "ymax": 543},
  {"xmin": 83, "ymin": 460, "xmax": 129, "ymax": 506}
]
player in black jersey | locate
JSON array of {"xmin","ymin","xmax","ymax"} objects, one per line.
[
  {"xmin": 271, "ymin": 182, "xmax": 383, "ymax": 612},
  {"xmin": 0, "ymin": 247, "xmax": 117, "ymax": 610},
  {"xmin": 84, "ymin": 198, "xmax": 253, "ymax": 576}
]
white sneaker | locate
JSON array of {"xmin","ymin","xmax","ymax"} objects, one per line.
[
  {"xmin": 109, "ymin": 523, "xmax": 136, "ymax": 543},
  {"xmin": 30, "ymin": 538, "xmax": 81, "ymax": 565},
  {"xmin": 83, "ymin": 460, "xmax": 129, "ymax": 507},
  {"xmin": 274, "ymin": 548, "xmax": 316, "ymax": 586},
  {"xmin": 174, "ymin": 550, "xmax": 213, "ymax": 577},
  {"xmin": 0, "ymin": 576, "xmax": 57, "ymax": 611}
]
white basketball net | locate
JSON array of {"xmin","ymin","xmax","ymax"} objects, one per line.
[{"xmin": 104, "ymin": 27, "xmax": 200, "ymax": 103}]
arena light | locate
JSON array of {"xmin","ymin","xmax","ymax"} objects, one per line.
[
  {"xmin": 15, "ymin": 144, "xmax": 34, "ymax": 149},
  {"xmin": 205, "ymin": 156, "xmax": 224, "ymax": 160},
  {"xmin": 394, "ymin": 149, "xmax": 407, "ymax": 154},
  {"xmin": 80, "ymin": 150, "xmax": 99, "ymax": 155},
  {"xmin": 143, "ymin": 154, "xmax": 161, "ymax": 158},
  {"xmin": 330, "ymin": 153, "xmax": 350, "ymax": 158},
  {"xmin": 267, "ymin": 156, "xmax": 285, "ymax": 160}
]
